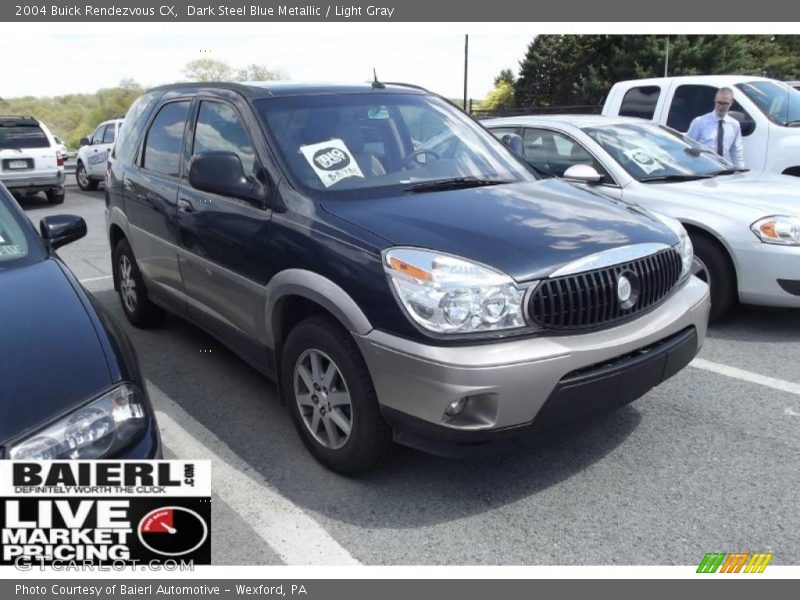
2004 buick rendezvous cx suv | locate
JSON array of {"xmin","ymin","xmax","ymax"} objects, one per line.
[{"xmin": 106, "ymin": 81, "xmax": 710, "ymax": 473}]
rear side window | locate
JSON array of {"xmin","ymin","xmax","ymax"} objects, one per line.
[
  {"xmin": 114, "ymin": 93, "xmax": 160, "ymax": 163},
  {"xmin": 192, "ymin": 102, "xmax": 256, "ymax": 176},
  {"xmin": 103, "ymin": 125, "xmax": 116, "ymax": 144},
  {"xmin": 619, "ymin": 86, "xmax": 661, "ymax": 119},
  {"xmin": 667, "ymin": 85, "xmax": 753, "ymax": 134},
  {"xmin": 142, "ymin": 101, "xmax": 191, "ymax": 177},
  {"xmin": 0, "ymin": 122, "xmax": 49, "ymax": 150}
]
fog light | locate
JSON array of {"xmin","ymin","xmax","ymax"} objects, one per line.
[{"xmin": 444, "ymin": 397, "xmax": 467, "ymax": 417}]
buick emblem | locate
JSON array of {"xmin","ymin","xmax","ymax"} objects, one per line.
[{"xmin": 617, "ymin": 275, "xmax": 632, "ymax": 304}]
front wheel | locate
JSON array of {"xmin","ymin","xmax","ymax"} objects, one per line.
[
  {"xmin": 113, "ymin": 238, "xmax": 165, "ymax": 327},
  {"xmin": 282, "ymin": 316, "xmax": 392, "ymax": 474},
  {"xmin": 76, "ymin": 161, "xmax": 98, "ymax": 191},
  {"xmin": 691, "ymin": 234, "xmax": 736, "ymax": 322}
]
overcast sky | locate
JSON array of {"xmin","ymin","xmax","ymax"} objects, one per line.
[{"xmin": 0, "ymin": 28, "xmax": 533, "ymax": 101}]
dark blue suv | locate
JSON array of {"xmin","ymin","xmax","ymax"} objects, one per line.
[{"xmin": 106, "ymin": 82, "xmax": 709, "ymax": 473}]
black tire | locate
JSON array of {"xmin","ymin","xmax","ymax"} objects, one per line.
[
  {"xmin": 282, "ymin": 315, "xmax": 392, "ymax": 474},
  {"xmin": 46, "ymin": 189, "xmax": 65, "ymax": 205},
  {"xmin": 691, "ymin": 233, "xmax": 736, "ymax": 322},
  {"xmin": 76, "ymin": 161, "xmax": 99, "ymax": 191},
  {"xmin": 112, "ymin": 238, "xmax": 165, "ymax": 327}
]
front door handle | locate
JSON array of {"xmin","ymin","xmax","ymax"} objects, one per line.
[{"xmin": 177, "ymin": 198, "xmax": 194, "ymax": 213}]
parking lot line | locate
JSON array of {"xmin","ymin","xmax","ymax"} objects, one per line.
[
  {"xmin": 691, "ymin": 357, "xmax": 800, "ymax": 396},
  {"xmin": 147, "ymin": 381, "xmax": 361, "ymax": 566},
  {"xmin": 79, "ymin": 275, "xmax": 113, "ymax": 283}
]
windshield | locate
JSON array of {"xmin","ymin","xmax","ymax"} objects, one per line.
[
  {"xmin": 583, "ymin": 122, "xmax": 733, "ymax": 182},
  {"xmin": 736, "ymin": 80, "xmax": 800, "ymax": 127},
  {"xmin": 254, "ymin": 92, "xmax": 534, "ymax": 199},
  {"xmin": 0, "ymin": 186, "xmax": 44, "ymax": 270}
]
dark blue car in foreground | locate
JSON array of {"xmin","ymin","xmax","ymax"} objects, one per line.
[
  {"xmin": 106, "ymin": 82, "xmax": 709, "ymax": 473},
  {"xmin": 0, "ymin": 182, "xmax": 161, "ymax": 459}
]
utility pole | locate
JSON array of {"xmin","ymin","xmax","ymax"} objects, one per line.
[
  {"xmin": 664, "ymin": 36, "xmax": 670, "ymax": 77},
  {"xmin": 463, "ymin": 34, "xmax": 469, "ymax": 114}
]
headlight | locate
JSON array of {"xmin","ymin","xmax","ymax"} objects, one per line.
[
  {"xmin": 8, "ymin": 384, "xmax": 148, "ymax": 460},
  {"xmin": 384, "ymin": 248, "xmax": 528, "ymax": 334},
  {"xmin": 751, "ymin": 216, "xmax": 800, "ymax": 246},
  {"xmin": 652, "ymin": 212, "xmax": 693, "ymax": 279}
]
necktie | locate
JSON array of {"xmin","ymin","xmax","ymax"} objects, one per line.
[{"xmin": 717, "ymin": 119, "xmax": 724, "ymax": 156}]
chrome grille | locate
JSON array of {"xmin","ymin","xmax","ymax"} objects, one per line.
[{"xmin": 529, "ymin": 248, "xmax": 683, "ymax": 330}]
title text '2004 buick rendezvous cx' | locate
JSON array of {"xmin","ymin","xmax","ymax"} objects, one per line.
[{"xmin": 106, "ymin": 82, "xmax": 710, "ymax": 473}]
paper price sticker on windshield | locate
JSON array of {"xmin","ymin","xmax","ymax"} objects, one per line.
[
  {"xmin": 300, "ymin": 138, "xmax": 364, "ymax": 188},
  {"xmin": 624, "ymin": 148, "xmax": 663, "ymax": 175}
]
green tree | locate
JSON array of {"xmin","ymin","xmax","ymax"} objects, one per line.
[
  {"xmin": 482, "ymin": 80, "xmax": 515, "ymax": 110},
  {"xmin": 512, "ymin": 35, "xmax": 795, "ymax": 109},
  {"xmin": 236, "ymin": 64, "xmax": 286, "ymax": 82},
  {"xmin": 182, "ymin": 58, "xmax": 235, "ymax": 82},
  {"xmin": 494, "ymin": 68, "xmax": 516, "ymax": 86}
]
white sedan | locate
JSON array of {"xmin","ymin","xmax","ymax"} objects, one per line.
[{"xmin": 485, "ymin": 115, "xmax": 800, "ymax": 320}]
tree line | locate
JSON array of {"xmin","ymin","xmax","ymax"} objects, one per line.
[
  {"xmin": 483, "ymin": 35, "xmax": 800, "ymax": 110},
  {"xmin": 0, "ymin": 60, "xmax": 284, "ymax": 149}
]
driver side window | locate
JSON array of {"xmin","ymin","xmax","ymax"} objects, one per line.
[
  {"xmin": 522, "ymin": 128, "xmax": 612, "ymax": 183},
  {"xmin": 91, "ymin": 125, "xmax": 106, "ymax": 145}
]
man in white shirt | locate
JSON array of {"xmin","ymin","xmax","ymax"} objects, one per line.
[{"xmin": 686, "ymin": 87, "xmax": 745, "ymax": 169}]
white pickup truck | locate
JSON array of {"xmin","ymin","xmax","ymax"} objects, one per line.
[{"xmin": 602, "ymin": 75, "xmax": 800, "ymax": 177}]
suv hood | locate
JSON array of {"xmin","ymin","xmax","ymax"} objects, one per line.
[
  {"xmin": 322, "ymin": 179, "xmax": 677, "ymax": 281},
  {"xmin": 0, "ymin": 260, "xmax": 111, "ymax": 444},
  {"xmin": 653, "ymin": 171, "xmax": 800, "ymax": 215}
]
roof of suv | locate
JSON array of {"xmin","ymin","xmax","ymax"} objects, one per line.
[
  {"xmin": 147, "ymin": 81, "xmax": 430, "ymax": 99},
  {"xmin": 612, "ymin": 75, "xmax": 775, "ymax": 88}
]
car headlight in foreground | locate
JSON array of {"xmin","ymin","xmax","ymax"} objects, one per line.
[
  {"xmin": 384, "ymin": 248, "xmax": 528, "ymax": 334},
  {"xmin": 652, "ymin": 213, "xmax": 693, "ymax": 279},
  {"xmin": 8, "ymin": 383, "xmax": 147, "ymax": 460},
  {"xmin": 751, "ymin": 216, "xmax": 800, "ymax": 246}
]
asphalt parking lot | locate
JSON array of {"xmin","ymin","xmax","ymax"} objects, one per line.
[{"xmin": 16, "ymin": 185, "xmax": 800, "ymax": 566}]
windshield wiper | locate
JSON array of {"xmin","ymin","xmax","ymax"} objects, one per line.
[
  {"xmin": 639, "ymin": 174, "xmax": 713, "ymax": 183},
  {"xmin": 785, "ymin": 120, "xmax": 800, "ymax": 127},
  {"xmin": 708, "ymin": 168, "xmax": 749, "ymax": 176},
  {"xmin": 403, "ymin": 177, "xmax": 512, "ymax": 193}
]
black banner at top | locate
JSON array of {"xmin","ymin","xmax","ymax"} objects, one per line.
[{"xmin": 3, "ymin": 0, "xmax": 800, "ymax": 21}]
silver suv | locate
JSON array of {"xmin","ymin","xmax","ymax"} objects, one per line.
[{"xmin": 0, "ymin": 116, "xmax": 65, "ymax": 204}]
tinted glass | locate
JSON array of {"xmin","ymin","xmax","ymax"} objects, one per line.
[
  {"xmin": 619, "ymin": 86, "xmax": 661, "ymax": 119},
  {"xmin": 584, "ymin": 122, "xmax": 729, "ymax": 181},
  {"xmin": 736, "ymin": 80, "xmax": 800, "ymax": 127},
  {"xmin": 102, "ymin": 124, "xmax": 116, "ymax": 144},
  {"xmin": 254, "ymin": 93, "xmax": 535, "ymax": 199},
  {"xmin": 114, "ymin": 92, "xmax": 159, "ymax": 162},
  {"xmin": 193, "ymin": 102, "xmax": 256, "ymax": 175},
  {"xmin": 0, "ymin": 123, "xmax": 49, "ymax": 150},
  {"xmin": 667, "ymin": 85, "xmax": 753, "ymax": 135},
  {"xmin": 142, "ymin": 101, "xmax": 190, "ymax": 177}
]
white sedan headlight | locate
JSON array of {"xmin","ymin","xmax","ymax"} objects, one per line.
[
  {"xmin": 384, "ymin": 248, "xmax": 528, "ymax": 334},
  {"xmin": 652, "ymin": 212, "xmax": 693, "ymax": 279},
  {"xmin": 8, "ymin": 384, "xmax": 147, "ymax": 460},
  {"xmin": 751, "ymin": 216, "xmax": 800, "ymax": 246}
]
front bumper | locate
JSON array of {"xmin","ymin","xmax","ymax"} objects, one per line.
[
  {"xmin": 355, "ymin": 276, "xmax": 709, "ymax": 454},
  {"xmin": 734, "ymin": 240, "xmax": 800, "ymax": 308},
  {"xmin": 2, "ymin": 171, "xmax": 64, "ymax": 192}
]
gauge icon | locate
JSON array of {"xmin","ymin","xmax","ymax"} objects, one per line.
[{"xmin": 137, "ymin": 506, "xmax": 208, "ymax": 557}]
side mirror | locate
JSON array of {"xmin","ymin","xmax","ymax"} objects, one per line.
[
  {"xmin": 189, "ymin": 152, "xmax": 265, "ymax": 205},
  {"xmin": 500, "ymin": 133, "xmax": 524, "ymax": 158},
  {"xmin": 563, "ymin": 164, "xmax": 603, "ymax": 184},
  {"xmin": 40, "ymin": 215, "xmax": 87, "ymax": 250},
  {"xmin": 79, "ymin": 137, "xmax": 90, "ymax": 147}
]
